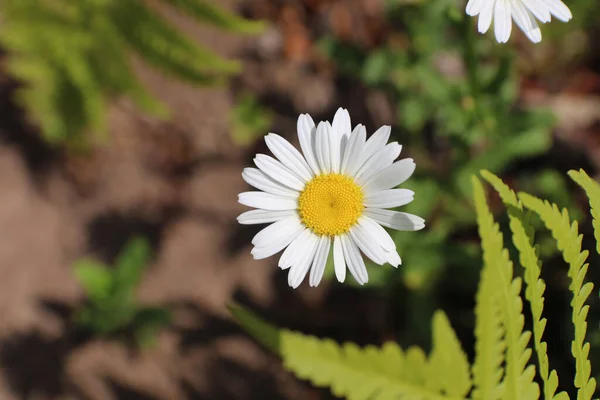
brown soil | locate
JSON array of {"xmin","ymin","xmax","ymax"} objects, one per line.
[{"xmin": 1, "ymin": 1, "xmax": 600, "ymax": 399}]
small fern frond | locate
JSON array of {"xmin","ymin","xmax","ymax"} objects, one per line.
[
  {"xmin": 481, "ymin": 171, "xmax": 567, "ymax": 400},
  {"xmin": 161, "ymin": 0, "xmax": 266, "ymax": 34},
  {"xmin": 472, "ymin": 176, "xmax": 539, "ymax": 400},
  {"xmin": 229, "ymin": 303, "xmax": 467, "ymax": 400},
  {"xmin": 568, "ymin": 169, "xmax": 600, "ymax": 254},
  {"xmin": 519, "ymin": 193, "xmax": 596, "ymax": 400},
  {"xmin": 428, "ymin": 311, "xmax": 472, "ymax": 397}
]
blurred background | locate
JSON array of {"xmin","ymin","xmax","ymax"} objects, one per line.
[{"xmin": 0, "ymin": 0, "xmax": 599, "ymax": 398}]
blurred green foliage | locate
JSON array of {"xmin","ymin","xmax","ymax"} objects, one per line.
[
  {"xmin": 318, "ymin": 0, "xmax": 582, "ymax": 292},
  {"xmin": 73, "ymin": 237, "xmax": 170, "ymax": 347},
  {"xmin": 315, "ymin": 0, "xmax": 591, "ymax": 344},
  {"xmin": 230, "ymin": 92, "xmax": 274, "ymax": 146},
  {"xmin": 0, "ymin": 0, "xmax": 265, "ymax": 147}
]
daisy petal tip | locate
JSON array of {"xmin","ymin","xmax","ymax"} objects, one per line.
[{"xmin": 529, "ymin": 32, "xmax": 542, "ymax": 44}]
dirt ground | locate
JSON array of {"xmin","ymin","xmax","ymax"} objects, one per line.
[
  {"xmin": 0, "ymin": 4, "xmax": 326, "ymax": 400},
  {"xmin": 1, "ymin": 1, "xmax": 600, "ymax": 400}
]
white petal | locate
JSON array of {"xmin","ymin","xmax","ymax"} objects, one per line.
[
  {"xmin": 511, "ymin": 0, "xmax": 533, "ymax": 31},
  {"xmin": 315, "ymin": 121, "xmax": 332, "ymax": 173},
  {"xmin": 467, "ymin": 0, "xmax": 487, "ymax": 16},
  {"xmin": 254, "ymin": 154, "xmax": 306, "ymax": 191},
  {"xmin": 510, "ymin": 1, "xmax": 542, "ymax": 43},
  {"xmin": 341, "ymin": 124, "xmax": 367, "ymax": 176},
  {"xmin": 332, "ymin": 108, "xmax": 352, "ymax": 138},
  {"xmin": 522, "ymin": 0, "xmax": 551, "ymax": 22},
  {"xmin": 237, "ymin": 209, "xmax": 296, "ymax": 225},
  {"xmin": 478, "ymin": 0, "xmax": 495, "ymax": 33},
  {"xmin": 297, "ymin": 114, "xmax": 320, "ymax": 175},
  {"xmin": 525, "ymin": 17, "xmax": 542, "ymax": 44},
  {"xmin": 340, "ymin": 234, "xmax": 368, "ymax": 285},
  {"xmin": 358, "ymin": 217, "xmax": 396, "ymax": 251},
  {"xmin": 238, "ymin": 192, "xmax": 297, "ymax": 210},
  {"xmin": 363, "ymin": 189, "xmax": 414, "ymax": 209},
  {"xmin": 364, "ymin": 208, "xmax": 426, "ymax": 231},
  {"xmin": 252, "ymin": 215, "xmax": 302, "ymax": 247},
  {"xmin": 362, "ymin": 158, "xmax": 416, "ymax": 194},
  {"xmin": 265, "ymin": 133, "xmax": 313, "ymax": 181},
  {"xmin": 288, "ymin": 232, "xmax": 320, "ymax": 288},
  {"xmin": 329, "ymin": 123, "xmax": 342, "ymax": 174},
  {"xmin": 279, "ymin": 228, "xmax": 311, "ymax": 269},
  {"xmin": 543, "ymin": 0, "xmax": 572, "ymax": 21},
  {"xmin": 242, "ymin": 168, "xmax": 299, "ymax": 198},
  {"xmin": 494, "ymin": 0, "xmax": 512, "ymax": 43},
  {"xmin": 349, "ymin": 225, "xmax": 386, "ymax": 265},
  {"xmin": 309, "ymin": 236, "xmax": 331, "ymax": 287},
  {"xmin": 340, "ymin": 235, "xmax": 368, "ymax": 285},
  {"xmin": 384, "ymin": 250, "xmax": 402, "ymax": 267},
  {"xmin": 251, "ymin": 221, "xmax": 304, "ymax": 260},
  {"xmin": 363, "ymin": 126, "xmax": 391, "ymax": 162},
  {"xmin": 354, "ymin": 143, "xmax": 402, "ymax": 185},
  {"xmin": 333, "ymin": 236, "xmax": 346, "ymax": 283}
]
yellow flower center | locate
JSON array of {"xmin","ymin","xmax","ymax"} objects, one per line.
[{"xmin": 298, "ymin": 174, "xmax": 364, "ymax": 236}]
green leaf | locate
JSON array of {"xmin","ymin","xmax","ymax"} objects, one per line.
[
  {"xmin": 133, "ymin": 306, "xmax": 172, "ymax": 347},
  {"xmin": 161, "ymin": 0, "xmax": 266, "ymax": 34},
  {"xmin": 519, "ymin": 192, "xmax": 597, "ymax": 400},
  {"xmin": 362, "ymin": 50, "xmax": 392, "ymax": 85},
  {"xmin": 471, "ymin": 177, "xmax": 505, "ymax": 400},
  {"xmin": 113, "ymin": 237, "xmax": 151, "ymax": 297},
  {"xmin": 481, "ymin": 170, "xmax": 567, "ymax": 400},
  {"xmin": 568, "ymin": 169, "xmax": 600, "ymax": 254},
  {"xmin": 230, "ymin": 303, "xmax": 468, "ymax": 400},
  {"xmin": 73, "ymin": 259, "xmax": 113, "ymax": 302},
  {"xmin": 113, "ymin": 0, "xmax": 240, "ymax": 76},
  {"xmin": 428, "ymin": 311, "xmax": 472, "ymax": 397},
  {"xmin": 472, "ymin": 176, "xmax": 539, "ymax": 400}
]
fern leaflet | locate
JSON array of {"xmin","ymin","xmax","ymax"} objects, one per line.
[
  {"xmin": 428, "ymin": 311, "xmax": 472, "ymax": 397},
  {"xmin": 229, "ymin": 303, "xmax": 467, "ymax": 400},
  {"xmin": 472, "ymin": 176, "xmax": 539, "ymax": 400},
  {"xmin": 161, "ymin": 0, "xmax": 266, "ymax": 33},
  {"xmin": 568, "ymin": 169, "xmax": 600, "ymax": 254},
  {"xmin": 481, "ymin": 171, "xmax": 568, "ymax": 400},
  {"xmin": 519, "ymin": 193, "xmax": 596, "ymax": 400}
]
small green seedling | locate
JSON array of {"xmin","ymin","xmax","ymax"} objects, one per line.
[{"xmin": 73, "ymin": 237, "xmax": 170, "ymax": 347}]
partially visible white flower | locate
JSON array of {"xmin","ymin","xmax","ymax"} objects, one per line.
[
  {"xmin": 237, "ymin": 108, "xmax": 425, "ymax": 289},
  {"xmin": 466, "ymin": 0, "xmax": 572, "ymax": 43}
]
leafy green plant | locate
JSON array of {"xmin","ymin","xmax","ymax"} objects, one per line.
[
  {"xmin": 316, "ymin": 0, "xmax": 584, "ymax": 345},
  {"xmin": 0, "ymin": 0, "xmax": 265, "ymax": 146},
  {"xmin": 230, "ymin": 169, "xmax": 599, "ymax": 399},
  {"xmin": 73, "ymin": 236, "xmax": 170, "ymax": 347}
]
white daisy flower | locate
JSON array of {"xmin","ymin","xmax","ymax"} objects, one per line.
[
  {"xmin": 466, "ymin": 0, "xmax": 572, "ymax": 43},
  {"xmin": 237, "ymin": 108, "xmax": 425, "ymax": 288}
]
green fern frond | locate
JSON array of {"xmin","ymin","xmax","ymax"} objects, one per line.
[
  {"xmin": 112, "ymin": 0, "xmax": 240, "ymax": 76},
  {"xmin": 428, "ymin": 311, "xmax": 472, "ymax": 397},
  {"xmin": 519, "ymin": 193, "xmax": 596, "ymax": 400},
  {"xmin": 1, "ymin": 0, "xmax": 260, "ymax": 145},
  {"xmin": 568, "ymin": 169, "xmax": 600, "ymax": 254},
  {"xmin": 161, "ymin": 0, "xmax": 266, "ymax": 33},
  {"xmin": 472, "ymin": 260, "xmax": 505, "ymax": 400},
  {"xmin": 229, "ymin": 303, "xmax": 467, "ymax": 400},
  {"xmin": 472, "ymin": 176, "xmax": 539, "ymax": 400},
  {"xmin": 481, "ymin": 171, "xmax": 567, "ymax": 400}
]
